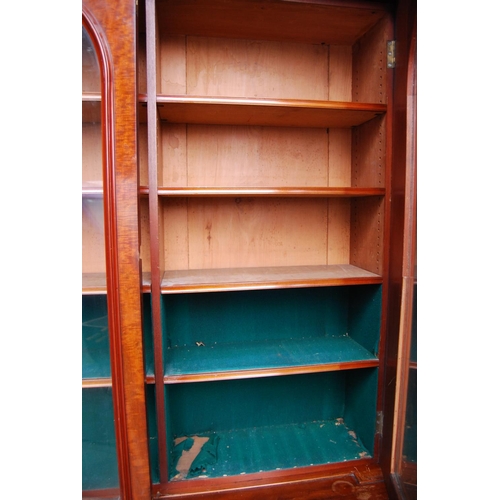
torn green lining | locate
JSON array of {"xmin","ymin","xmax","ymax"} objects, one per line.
[
  {"xmin": 170, "ymin": 420, "xmax": 370, "ymax": 480},
  {"xmin": 188, "ymin": 435, "xmax": 220, "ymax": 478},
  {"xmin": 172, "ymin": 437, "xmax": 195, "ymax": 470}
]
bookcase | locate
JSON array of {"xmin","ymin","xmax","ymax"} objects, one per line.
[{"xmin": 82, "ymin": 0, "xmax": 417, "ymax": 498}]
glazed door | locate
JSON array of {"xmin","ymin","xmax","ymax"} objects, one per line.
[
  {"xmin": 82, "ymin": 23, "xmax": 122, "ymax": 498},
  {"xmin": 82, "ymin": 2, "xmax": 151, "ymax": 498}
]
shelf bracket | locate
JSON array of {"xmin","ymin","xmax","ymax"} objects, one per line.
[{"xmin": 387, "ymin": 41, "xmax": 396, "ymax": 68}]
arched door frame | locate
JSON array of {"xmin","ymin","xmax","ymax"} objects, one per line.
[{"xmin": 82, "ymin": 9, "xmax": 133, "ymax": 498}]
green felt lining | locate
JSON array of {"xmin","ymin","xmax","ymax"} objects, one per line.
[
  {"xmin": 166, "ymin": 335, "xmax": 376, "ymax": 376},
  {"xmin": 162, "ymin": 286, "xmax": 381, "ymax": 374},
  {"xmin": 82, "ymin": 387, "xmax": 119, "ymax": 490},
  {"xmin": 166, "ymin": 369, "xmax": 378, "ymax": 479},
  {"xmin": 148, "ymin": 286, "xmax": 382, "ymax": 480},
  {"xmin": 82, "ymin": 293, "xmax": 155, "ymax": 379},
  {"xmin": 82, "ymin": 295, "xmax": 111, "ymax": 379}
]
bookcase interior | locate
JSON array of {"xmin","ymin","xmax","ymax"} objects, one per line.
[
  {"xmin": 139, "ymin": 0, "xmax": 391, "ymax": 488},
  {"xmin": 162, "ymin": 369, "xmax": 379, "ymax": 480}
]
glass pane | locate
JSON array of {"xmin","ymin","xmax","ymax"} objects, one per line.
[
  {"xmin": 82, "ymin": 100, "xmax": 103, "ymax": 190},
  {"xmin": 400, "ymin": 266, "xmax": 417, "ymax": 498},
  {"xmin": 82, "ymin": 25, "xmax": 120, "ymax": 494},
  {"xmin": 82, "ymin": 295, "xmax": 111, "ymax": 379},
  {"xmin": 82, "ymin": 27, "xmax": 100, "ymax": 93},
  {"xmin": 82, "ymin": 387, "xmax": 120, "ymax": 490}
]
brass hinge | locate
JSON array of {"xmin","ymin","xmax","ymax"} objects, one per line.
[
  {"xmin": 387, "ymin": 40, "xmax": 396, "ymax": 68},
  {"xmin": 376, "ymin": 411, "xmax": 384, "ymax": 436},
  {"xmin": 387, "ymin": 41, "xmax": 396, "ymax": 68}
]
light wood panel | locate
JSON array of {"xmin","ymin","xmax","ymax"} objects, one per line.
[
  {"xmin": 329, "ymin": 46, "xmax": 352, "ymax": 101},
  {"xmin": 160, "ymin": 196, "xmax": 384, "ymax": 273},
  {"xmin": 352, "ymin": 115, "xmax": 386, "ymax": 188},
  {"xmin": 185, "ymin": 125, "xmax": 328, "ymax": 187},
  {"xmin": 157, "ymin": 122, "xmax": 385, "ymax": 190},
  {"xmin": 162, "ymin": 198, "xmax": 330, "ymax": 270},
  {"xmin": 158, "ymin": 123, "xmax": 383, "ymax": 190},
  {"xmin": 162, "ymin": 198, "xmax": 189, "ymax": 270},
  {"xmin": 138, "ymin": 123, "xmax": 149, "ymax": 187},
  {"xmin": 82, "ymin": 121, "xmax": 103, "ymax": 187},
  {"xmin": 140, "ymin": 197, "xmax": 151, "ymax": 273},
  {"xmin": 329, "ymin": 128, "xmax": 352, "ymax": 187},
  {"xmin": 160, "ymin": 123, "xmax": 187, "ymax": 187},
  {"xmin": 351, "ymin": 197, "xmax": 384, "ymax": 275},
  {"xmin": 137, "ymin": 32, "xmax": 147, "ymax": 95},
  {"xmin": 186, "ymin": 36, "xmax": 328, "ymax": 100},
  {"xmin": 82, "ymin": 197, "xmax": 106, "ymax": 273},
  {"xmin": 353, "ymin": 13, "xmax": 391, "ymax": 104},
  {"xmin": 186, "ymin": 198, "xmax": 328, "ymax": 269},
  {"xmin": 160, "ymin": 36, "xmax": 186, "ymax": 94},
  {"xmin": 328, "ymin": 198, "xmax": 351, "ymax": 264}
]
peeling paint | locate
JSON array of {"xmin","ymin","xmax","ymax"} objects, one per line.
[
  {"xmin": 172, "ymin": 436, "xmax": 210, "ymax": 480},
  {"xmin": 172, "ymin": 435, "xmax": 220, "ymax": 480}
]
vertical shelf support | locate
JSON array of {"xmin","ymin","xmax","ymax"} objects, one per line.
[{"xmin": 146, "ymin": 0, "xmax": 169, "ymax": 483}]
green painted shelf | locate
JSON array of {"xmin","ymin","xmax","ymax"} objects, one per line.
[
  {"xmin": 170, "ymin": 419, "xmax": 370, "ymax": 481},
  {"xmin": 165, "ymin": 336, "xmax": 377, "ymax": 382},
  {"xmin": 151, "ymin": 286, "xmax": 382, "ymax": 382}
]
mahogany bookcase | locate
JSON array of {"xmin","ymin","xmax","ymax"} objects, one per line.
[{"xmin": 82, "ymin": 0, "xmax": 417, "ymax": 498}]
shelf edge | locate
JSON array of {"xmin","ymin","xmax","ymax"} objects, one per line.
[
  {"xmin": 144, "ymin": 359, "xmax": 379, "ymax": 385},
  {"xmin": 156, "ymin": 187, "xmax": 385, "ymax": 197},
  {"xmin": 82, "ymin": 378, "xmax": 112, "ymax": 388}
]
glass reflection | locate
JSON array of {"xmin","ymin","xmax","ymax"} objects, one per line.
[{"xmin": 401, "ymin": 281, "xmax": 417, "ymax": 499}]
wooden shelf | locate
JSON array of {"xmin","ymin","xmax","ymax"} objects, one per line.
[
  {"xmin": 161, "ymin": 265, "xmax": 381, "ymax": 294},
  {"xmin": 82, "ymin": 378, "xmax": 112, "ymax": 388},
  {"xmin": 154, "ymin": 95, "xmax": 386, "ymax": 128},
  {"xmin": 156, "ymin": 187, "xmax": 385, "ymax": 197},
  {"xmin": 160, "ymin": 336, "xmax": 378, "ymax": 384},
  {"xmin": 82, "ymin": 186, "xmax": 103, "ymax": 197},
  {"xmin": 82, "ymin": 273, "xmax": 107, "ymax": 294},
  {"xmin": 82, "ymin": 92, "xmax": 101, "ymax": 101},
  {"xmin": 142, "ymin": 272, "xmax": 152, "ymax": 292},
  {"xmin": 82, "ymin": 272, "xmax": 151, "ymax": 295},
  {"xmin": 82, "ymin": 96, "xmax": 101, "ymax": 123}
]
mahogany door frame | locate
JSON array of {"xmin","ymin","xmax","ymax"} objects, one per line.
[
  {"xmin": 83, "ymin": 2, "xmax": 151, "ymax": 499},
  {"xmin": 380, "ymin": 0, "xmax": 417, "ymax": 497}
]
